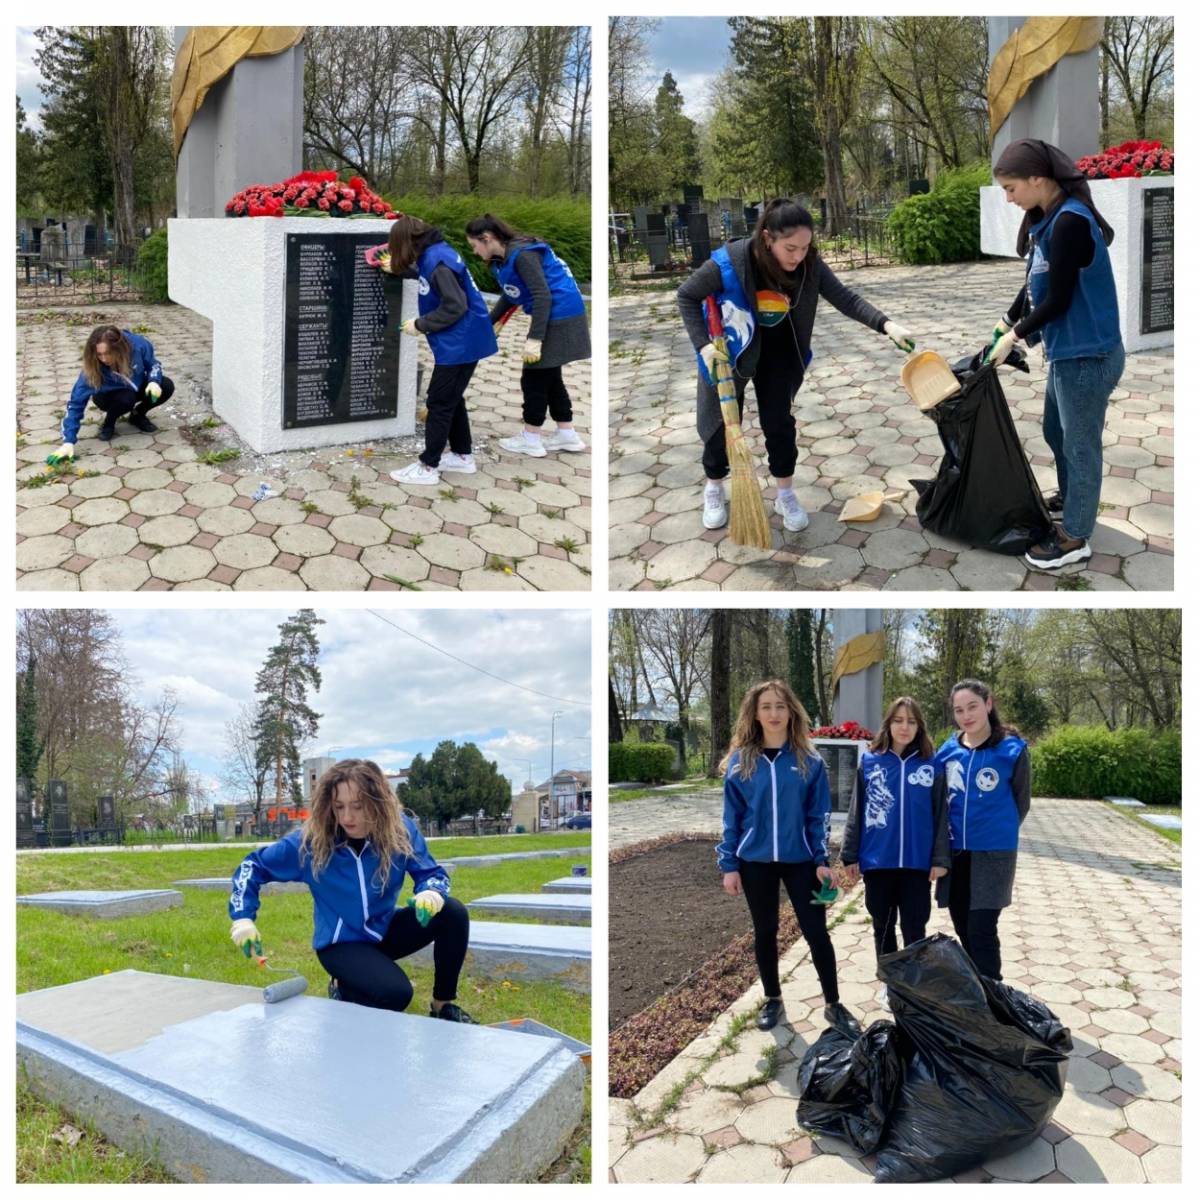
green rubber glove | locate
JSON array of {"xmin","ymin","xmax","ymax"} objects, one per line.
[
  {"xmin": 811, "ymin": 879, "xmax": 839, "ymax": 906},
  {"xmin": 408, "ymin": 891, "xmax": 445, "ymax": 928}
]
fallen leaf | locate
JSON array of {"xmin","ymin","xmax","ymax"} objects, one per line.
[{"xmin": 52, "ymin": 1124, "xmax": 84, "ymax": 1147}]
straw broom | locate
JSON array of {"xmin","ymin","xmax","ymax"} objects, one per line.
[{"xmin": 704, "ymin": 296, "xmax": 772, "ymax": 548}]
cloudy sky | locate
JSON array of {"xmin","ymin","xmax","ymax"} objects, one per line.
[
  {"xmin": 17, "ymin": 27, "xmax": 50, "ymax": 129},
  {"xmin": 644, "ymin": 18, "xmax": 731, "ymax": 122},
  {"xmin": 84, "ymin": 608, "xmax": 591, "ymax": 806}
]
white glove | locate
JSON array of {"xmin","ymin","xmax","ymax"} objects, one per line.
[
  {"xmin": 410, "ymin": 890, "xmax": 445, "ymax": 927},
  {"xmin": 986, "ymin": 327, "xmax": 1019, "ymax": 365},
  {"xmin": 522, "ymin": 337, "xmax": 543, "ymax": 364},
  {"xmin": 46, "ymin": 443, "xmax": 75, "ymax": 465},
  {"xmin": 700, "ymin": 343, "xmax": 727, "ymax": 380},
  {"xmin": 883, "ymin": 320, "xmax": 915, "ymax": 352},
  {"xmin": 230, "ymin": 918, "xmax": 260, "ymax": 948},
  {"xmin": 401, "ymin": 318, "xmax": 421, "ymax": 337},
  {"xmin": 145, "ymin": 381, "xmax": 162, "ymax": 401}
]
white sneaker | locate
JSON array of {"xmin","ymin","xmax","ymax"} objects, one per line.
[
  {"xmin": 875, "ymin": 985, "xmax": 891, "ymax": 1013},
  {"xmin": 774, "ymin": 492, "xmax": 810, "ymax": 533},
  {"xmin": 702, "ymin": 485, "xmax": 728, "ymax": 529},
  {"xmin": 545, "ymin": 429, "xmax": 587, "ymax": 453},
  {"xmin": 438, "ymin": 451, "xmax": 477, "ymax": 474},
  {"xmin": 390, "ymin": 461, "xmax": 440, "ymax": 486},
  {"xmin": 498, "ymin": 434, "xmax": 547, "ymax": 458}
]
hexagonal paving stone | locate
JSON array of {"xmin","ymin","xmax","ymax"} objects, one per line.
[
  {"xmin": 122, "ymin": 467, "xmax": 175, "ymax": 491},
  {"xmin": 1110, "ymin": 1061, "xmax": 1181, "ymax": 1103},
  {"xmin": 984, "ymin": 1134, "xmax": 1055, "ymax": 1181},
  {"xmin": 71, "ymin": 497, "xmax": 130, "ymax": 527},
  {"xmin": 70, "ymin": 474, "xmax": 124, "ymax": 498},
  {"xmin": 696, "ymin": 1143, "xmax": 787, "ymax": 1183},
  {"xmin": 131, "ymin": 490, "xmax": 186, "ymax": 517},
  {"xmin": 138, "ymin": 515, "xmax": 200, "ymax": 548},
  {"xmin": 298, "ymin": 555, "xmax": 372, "ymax": 590},
  {"xmin": 1051, "ymin": 1087, "xmax": 1125, "ymax": 1137},
  {"xmin": 327, "ymin": 514, "xmax": 391, "ymax": 548},
  {"xmin": 149, "ymin": 545, "xmax": 217, "ymax": 584},
  {"xmin": 16, "ymin": 505, "xmax": 71, "ymax": 536},
  {"xmin": 197, "ymin": 506, "xmax": 258, "ymax": 536},
  {"xmin": 274, "ymin": 523, "xmax": 337, "ymax": 558},
  {"xmin": 612, "ymin": 1132, "xmax": 708, "ymax": 1183},
  {"xmin": 358, "ymin": 543, "xmax": 431, "ymax": 583},
  {"xmin": 733, "ymin": 1097, "xmax": 801, "ymax": 1146},
  {"xmin": 787, "ymin": 1153, "xmax": 872, "ymax": 1182},
  {"xmin": 1140, "ymin": 1144, "xmax": 1181, "ymax": 1183},
  {"xmin": 1122, "ymin": 1098, "xmax": 1180, "ymax": 1145},
  {"xmin": 232, "ymin": 566, "xmax": 307, "ymax": 591},
  {"xmin": 470, "ymin": 524, "xmax": 539, "ymax": 558},
  {"xmin": 253, "ymin": 497, "xmax": 307, "ymax": 526},
  {"xmin": 214, "ymin": 533, "xmax": 278, "ymax": 571},
  {"xmin": 670, "ymin": 1088, "xmax": 745, "ymax": 1137},
  {"xmin": 413, "ymin": 533, "xmax": 485, "ymax": 571},
  {"xmin": 75, "ymin": 524, "xmax": 140, "ymax": 559},
  {"xmin": 1054, "ymin": 1134, "xmax": 1145, "ymax": 1183}
]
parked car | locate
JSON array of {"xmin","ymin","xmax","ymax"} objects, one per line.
[{"xmin": 563, "ymin": 813, "xmax": 591, "ymax": 830}]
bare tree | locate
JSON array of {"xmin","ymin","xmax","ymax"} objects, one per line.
[
  {"xmin": 222, "ymin": 702, "xmax": 270, "ymax": 823},
  {"xmin": 633, "ymin": 610, "xmax": 712, "ymax": 737},
  {"xmin": 562, "ymin": 25, "xmax": 592, "ymax": 195},
  {"xmin": 1102, "ymin": 17, "xmax": 1174, "ymax": 140}
]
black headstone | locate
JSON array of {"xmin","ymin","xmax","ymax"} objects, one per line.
[
  {"xmin": 98, "ymin": 794, "xmax": 115, "ymax": 827},
  {"xmin": 645, "ymin": 212, "xmax": 667, "ymax": 236},
  {"xmin": 814, "ymin": 743, "xmax": 860, "ymax": 814},
  {"xmin": 743, "ymin": 206, "xmax": 758, "ymax": 228},
  {"xmin": 1140, "ymin": 188, "xmax": 1173, "ymax": 335},
  {"xmin": 683, "ymin": 184, "xmax": 704, "ymax": 207},
  {"xmin": 47, "ymin": 779, "xmax": 70, "ymax": 846},
  {"xmin": 282, "ymin": 233, "xmax": 405, "ymax": 430},
  {"xmin": 908, "ymin": 179, "xmax": 931, "ymax": 195},
  {"xmin": 17, "ymin": 778, "xmax": 35, "ymax": 848},
  {"xmin": 687, "ymin": 211, "xmax": 712, "ymax": 267}
]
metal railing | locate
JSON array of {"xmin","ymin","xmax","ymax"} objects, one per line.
[{"xmin": 16, "ymin": 245, "xmax": 157, "ymax": 306}]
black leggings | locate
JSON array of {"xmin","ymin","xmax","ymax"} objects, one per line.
[
  {"xmin": 738, "ymin": 858, "xmax": 839, "ymax": 1003},
  {"xmin": 946, "ymin": 851, "xmax": 1003, "ymax": 980},
  {"xmin": 420, "ymin": 362, "xmax": 476, "ymax": 467},
  {"xmin": 863, "ymin": 868, "xmax": 932, "ymax": 959},
  {"xmin": 315, "ymin": 895, "xmax": 469, "ymax": 1011},
  {"xmin": 702, "ymin": 330, "xmax": 804, "ymax": 481},
  {"xmin": 92, "ymin": 376, "xmax": 175, "ymax": 425},
  {"xmin": 521, "ymin": 364, "xmax": 572, "ymax": 427}
]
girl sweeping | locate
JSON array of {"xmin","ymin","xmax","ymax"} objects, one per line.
[
  {"xmin": 986, "ymin": 139, "xmax": 1125, "ymax": 571},
  {"xmin": 229, "ymin": 759, "xmax": 476, "ymax": 1022},
  {"xmin": 841, "ymin": 696, "xmax": 950, "ymax": 1008},
  {"xmin": 676, "ymin": 200, "xmax": 914, "ymax": 534},
  {"xmin": 465, "ymin": 214, "xmax": 590, "ymax": 457},
  {"xmin": 381, "ymin": 216, "xmax": 497, "ymax": 486},
  {"xmin": 716, "ymin": 679, "xmax": 851, "ymax": 1032},
  {"xmin": 934, "ymin": 680, "xmax": 1031, "ymax": 981},
  {"xmin": 49, "ymin": 325, "xmax": 174, "ymax": 463}
]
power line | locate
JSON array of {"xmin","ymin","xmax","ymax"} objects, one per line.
[{"xmin": 365, "ymin": 610, "xmax": 588, "ymax": 707}]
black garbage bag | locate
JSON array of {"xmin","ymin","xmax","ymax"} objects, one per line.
[
  {"xmin": 873, "ymin": 934, "xmax": 1072, "ymax": 1183},
  {"xmin": 910, "ymin": 346, "xmax": 1053, "ymax": 555},
  {"xmin": 796, "ymin": 1014, "xmax": 904, "ymax": 1154}
]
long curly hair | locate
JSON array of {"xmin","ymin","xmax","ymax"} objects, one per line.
[
  {"xmin": 81, "ymin": 325, "xmax": 132, "ymax": 389},
  {"xmin": 721, "ymin": 678, "xmax": 814, "ymax": 781},
  {"xmin": 870, "ymin": 695, "xmax": 934, "ymax": 759},
  {"xmin": 300, "ymin": 759, "xmax": 413, "ymax": 888}
]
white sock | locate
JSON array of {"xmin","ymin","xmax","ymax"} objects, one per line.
[
  {"xmin": 705, "ymin": 482, "xmax": 724, "ymax": 500},
  {"xmin": 523, "ymin": 429, "xmax": 542, "ymax": 444},
  {"xmin": 777, "ymin": 486, "xmax": 797, "ymax": 505}
]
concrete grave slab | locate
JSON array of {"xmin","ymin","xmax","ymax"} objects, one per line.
[
  {"xmin": 442, "ymin": 845, "xmax": 588, "ymax": 869},
  {"xmin": 1141, "ymin": 814, "xmax": 1182, "ymax": 831},
  {"xmin": 174, "ymin": 877, "xmax": 311, "ymax": 894},
  {"xmin": 542, "ymin": 877, "xmax": 592, "ymax": 894},
  {"xmin": 1106, "ymin": 797, "xmax": 1146, "ymax": 808},
  {"xmin": 17, "ymin": 889, "xmax": 183, "ymax": 918},
  {"xmin": 470, "ymin": 893, "xmax": 592, "ymax": 926},
  {"xmin": 18, "ymin": 970, "xmax": 585, "ymax": 1183},
  {"xmin": 411, "ymin": 920, "xmax": 591, "ymax": 991}
]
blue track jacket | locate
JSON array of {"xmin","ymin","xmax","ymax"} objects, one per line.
[
  {"xmin": 229, "ymin": 815, "xmax": 451, "ymax": 950},
  {"xmin": 717, "ymin": 747, "xmax": 830, "ymax": 873}
]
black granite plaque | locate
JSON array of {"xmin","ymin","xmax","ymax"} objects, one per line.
[
  {"xmin": 47, "ymin": 779, "xmax": 70, "ymax": 846},
  {"xmin": 283, "ymin": 233, "xmax": 404, "ymax": 429},
  {"xmin": 814, "ymin": 741, "xmax": 861, "ymax": 814},
  {"xmin": 17, "ymin": 777, "xmax": 34, "ymax": 848},
  {"xmin": 98, "ymin": 794, "xmax": 115, "ymax": 826},
  {"xmin": 1141, "ymin": 188, "xmax": 1173, "ymax": 335}
]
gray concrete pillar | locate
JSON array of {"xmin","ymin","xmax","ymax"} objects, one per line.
[
  {"xmin": 989, "ymin": 17, "xmax": 1100, "ymax": 166},
  {"xmin": 832, "ymin": 610, "xmax": 883, "ymax": 733}
]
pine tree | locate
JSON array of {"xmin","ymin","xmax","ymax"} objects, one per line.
[
  {"xmin": 253, "ymin": 610, "xmax": 324, "ymax": 819},
  {"xmin": 787, "ymin": 610, "xmax": 820, "ymax": 720},
  {"xmin": 16, "ymin": 654, "xmax": 43, "ymax": 784}
]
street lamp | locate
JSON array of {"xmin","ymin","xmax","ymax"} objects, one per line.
[{"xmin": 550, "ymin": 711, "xmax": 565, "ymax": 827}]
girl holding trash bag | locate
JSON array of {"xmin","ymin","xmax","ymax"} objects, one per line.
[
  {"xmin": 676, "ymin": 199, "xmax": 915, "ymax": 534},
  {"xmin": 934, "ymin": 680, "xmax": 1031, "ymax": 981},
  {"xmin": 841, "ymin": 697, "xmax": 950, "ymax": 1005},
  {"xmin": 986, "ymin": 139, "xmax": 1125, "ymax": 571},
  {"xmin": 49, "ymin": 325, "xmax": 174, "ymax": 463},
  {"xmin": 380, "ymin": 216, "xmax": 497, "ymax": 486},
  {"xmin": 229, "ymin": 759, "xmax": 477, "ymax": 1023},
  {"xmin": 716, "ymin": 679, "xmax": 852, "ymax": 1032},
  {"xmin": 465, "ymin": 214, "xmax": 590, "ymax": 457}
]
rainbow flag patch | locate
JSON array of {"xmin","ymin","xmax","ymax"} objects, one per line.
[{"xmin": 756, "ymin": 290, "xmax": 791, "ymax": 326}]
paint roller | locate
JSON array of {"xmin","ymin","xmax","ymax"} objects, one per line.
[{"xmin": 242, "ymin": 937, "xmax": 309, "ymax": 1004}]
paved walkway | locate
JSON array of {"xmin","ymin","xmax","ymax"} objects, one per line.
[
  {"xmin": 609, "ymin": 797, "xmax": 1181, "ymax": 1183},
  {"xmin": 16, "ymin": 304, "xmax": 590, "ymax": 591},
  {"xmin": 609, "ymin": 260, "xmax": 1172, "ymax": 591}
]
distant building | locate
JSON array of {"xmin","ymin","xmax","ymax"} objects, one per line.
[
  {"xmin": 302, "ymin": 757, "xmax": 337, "ymax": 802},
  {"xmin": 535, "ymin": 770, "xmax": 592, "ymax": 826}
]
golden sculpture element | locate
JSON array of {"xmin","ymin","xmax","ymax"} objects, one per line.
[
  {"xmin": 988, "ymin": 17, "xmax": 1104, "ymax": 139},
  {"xmin": 171, "ymin": 27, "xmax": 306, "ymax": 157},
  {"xmin": 831, "ymin": 631, "xmax": 886, "ymax": 695}
]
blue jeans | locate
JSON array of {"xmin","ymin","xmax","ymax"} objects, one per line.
[{"xmin": 1043, "ymin": 344, "xmax": 1126, "ymax": 539}]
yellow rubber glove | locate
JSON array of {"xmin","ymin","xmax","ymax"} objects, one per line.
[
  {"xmin": 145, "ymin": 381, "xmax": 163, "ymax": 401},
  {"xmin": 409, "ymin": 891, "xmax": 445, "ymax": 928}
]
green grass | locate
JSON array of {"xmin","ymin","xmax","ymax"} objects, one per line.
[
  {"xmin": 610, "ymin": 781, "xmax": 719, "ymax": 803},
  {"xmin": 1105, "ymin": 801, "xmax": 1182, "ymax": 846}
]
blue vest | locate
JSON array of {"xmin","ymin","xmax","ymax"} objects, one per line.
[
  {"xmin": 417, "ymin": 241, "xmax": 498, "ymax": 365},
  {"xmin": 493, "ymin": 241, "xmax": 586, "ymax": 320},
  {"xmin": 936, "ymin": 734, "xmax": 1025, "ymax": 852},
  {"xmin": 697, "ymin": 245, "xmax": 756, "ymax": 384},
  {"xmin": 1026, "ymin": 198, "xmax": 1122, "ymax": 361},
  {"xmin": 857, "ymin": 750, "xmax": 939, "ymax": 871}
]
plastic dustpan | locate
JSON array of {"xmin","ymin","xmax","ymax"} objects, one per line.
[
  {"xmin": 839, "ymin": 489, "xmax": 904, "ymax": 523},
  {"xmin": 901, "ymin": 351, "xmax": 960, "ymax": 412}
]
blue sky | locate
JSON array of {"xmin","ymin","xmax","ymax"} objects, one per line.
[
  {"xmin": 644, "ymin": 17, "xmax": 732, "ymax": 121},
  {"xmin": 88, "ymin": 609, "xmax": 591, "ymax": 807}
]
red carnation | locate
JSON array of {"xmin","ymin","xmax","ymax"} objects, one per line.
[
  {"xmin": 338, "ymin": 199, "xmax": 353, "ymax": 211},
  {"xmin": 317, "ymin": 198, "xmax": 330, "ymax": 210},
  {"xmin": 294, "ymin": 197, "xmax": 310, "ymax": 208}
]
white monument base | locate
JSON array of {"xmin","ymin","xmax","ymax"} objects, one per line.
[
  {"xmin": 168, "ymin": 218, "xmax": 418, "ymax": 453},
  {"xmin": 979, "ymin": 178, "xmax": 1174, "ymax": 354}
]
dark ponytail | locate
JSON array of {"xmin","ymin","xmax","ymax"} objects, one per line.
[
  {"xmin": 465, "ymin": 212, "xmax": 528, "ymax": 247},
  {"xmin": 949, "ymin": 678, "xmax": 1019, "ymax": 745},
  {"xmin": 750, "ymin": 198, "xmax": 818, "ymax": 292}
]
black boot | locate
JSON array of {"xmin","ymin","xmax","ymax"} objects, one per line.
[
  {"xmin": 431, "ymin": 1001, "xmax": 478, "ymax": 1024},
  {"xmin": 128, "ymin": 401, "xmax": 157, "ymax": 433},
  {"xmin": 97, "ymin": 420, "xmax": 117, "ymax": 442},
  {"xmin": 756, "ymin": 997, "xmax": 784, "ymax": 1030}
]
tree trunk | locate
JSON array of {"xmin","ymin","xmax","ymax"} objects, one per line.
[
  {"xmin": 608, "ymin": 678, "xmax": 624, "ymax": 743},
  {"xmin": 709, "ymin": 610, "xmax": 732, "ymax": 776}
]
